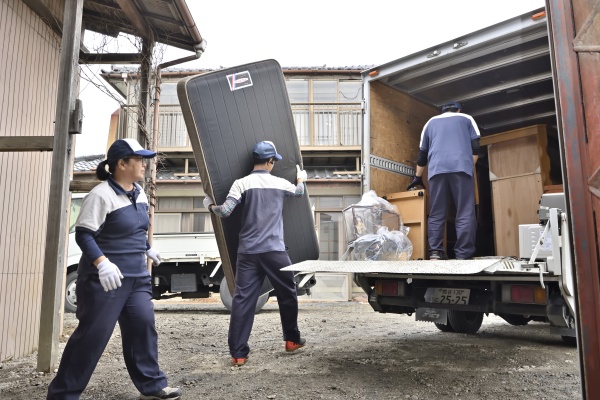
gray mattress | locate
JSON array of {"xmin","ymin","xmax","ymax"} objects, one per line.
[{"xmin": 177, "ymin": 59, "xmax": 320, "ymax": 291}]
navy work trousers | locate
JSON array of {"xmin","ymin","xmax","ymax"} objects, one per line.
[
  {"xmin": 47, "ymin": 274, "xmax": 167, "ymax": 400},
  {"xmin": 428, "ymin": 172, "xmax": 477, "ymax": 259},
  {"xmin": 228, "ymin": 251, "xmax": 300, "ymax": 358}
]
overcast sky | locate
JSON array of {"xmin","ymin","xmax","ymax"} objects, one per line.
[{"xmin": 75, "ymin": 0, "xmax": 546, "ymax": 157}]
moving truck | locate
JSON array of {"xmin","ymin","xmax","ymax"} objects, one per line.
[{"xmin": 286, "ymin": 5, "xmax": 594, "ymax": 349}]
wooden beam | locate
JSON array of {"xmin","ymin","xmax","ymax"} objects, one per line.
[
  {"xmin": 79, "ymin": 51, "xmax": 143, "ymax": 64},
  {"xmin": 37, "ymin": 0, "xmax": 84, "ymax": 373},
  {"xmin": 69, "ymin": 180, "xmax": 99, "ymax": 192},
  {"xmin": 22, "ymin": 0, "xmax": 62, "ymax": 36},
  {"xmin": 114, "ymin": 0, "xmax": 151, "ymax": 40},
  {"xmin": 0, "ymin": 136, "xmax": 53, "ymax": 151}
]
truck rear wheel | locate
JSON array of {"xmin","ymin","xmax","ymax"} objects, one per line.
[
  {"xmin": 219, "ymin": 277, "xmax": 269, "ymax": 313},
  {"xmin": 434, "ymin": 322, "xmax": 455, "ymax": 332},
  {"xmin": 447, "ymin": 310, "xmax": 484, "ymax": 334},
  {"xmin": 498, "ymin": 314, "xmax": 532, "ymax": 326},
  {"xmin": 64, "ymin": 271, "xmax": 78, "ymax": 313}
]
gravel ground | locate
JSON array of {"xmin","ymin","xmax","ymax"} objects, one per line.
[{"xmin": 0, "ymin": 295, "xmax": 582, "ymax": 400}]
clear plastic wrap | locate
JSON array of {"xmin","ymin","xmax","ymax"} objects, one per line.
[
  {"xmin": 342, "ymin": 190, "xmax": 402, "ymax": 244},
  {"xmin": 352, "ymin": 226, "xmax": 413, "ymax": 261}
]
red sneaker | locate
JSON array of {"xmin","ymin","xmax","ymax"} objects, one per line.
[
  {"xmin": 231, "ymin": 357, "xmax": 248, "ymax": 366},
  {"xmin": 285, "ymin": 338, "xmax": 306, "ymax": 352}
]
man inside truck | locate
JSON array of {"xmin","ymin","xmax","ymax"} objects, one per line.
[
  {"xmin": 406, "ymin": 101, "xmax": 480, "ymax": 260},
  {"xmin": 203, "ymin": 141, "xmax": 309, "ymax": 367}
]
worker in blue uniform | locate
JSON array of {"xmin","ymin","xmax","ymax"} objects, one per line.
[
  {"xmin": 204, "ymin": 141, "xmax": 308, "ymax": 366},
  {"xmin": 47, "ymin": 139, "xmax": 181, "ymax": 400},
  {"xmin": 406, "ymin": 101, "xmax": 480, "ymax": 260}
]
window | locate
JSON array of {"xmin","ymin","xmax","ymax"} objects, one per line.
[
  {"xmin": 318, "ymin": 212, "xmax": 342, "ymax": 260},
  {"xmin": 155, "ymin": 214, "xmax": 181, "ymax": 233},
  {"xmin": 311, "ymin": 196, "xmax": 360, "ymax": 259},
  {"xmin": 339, "ymin": 81, "xmax": 362, "ymax": 102},
  {"xmin": 160, "ymin": 83, "xmax": 179, "ymax": 105},
  {"xmin": 286, "ymin": 80, "xmax": 309, "ymax": 102},
  {"xmin": 286, "ymin": 78, "xmax": 362, "ymax": 147},
  {"xmin": 155, "ymin": 197, "xmax": 213, "ymax": 233},
  {"xmin": 313, "ymin": 81, "xmax": 337, "ymax": 102},
  {"xmin": 286, "ymin": 80, "xmax": 310, "ymax": 144}
]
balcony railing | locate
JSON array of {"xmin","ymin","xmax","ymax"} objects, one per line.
[
  {"xmin": 119, "ymin": 102, "xmax": 363, "ymax": 148},
  {"xmin": 291, "ymin": 103, "xmax": 363, "ymax": 147}
]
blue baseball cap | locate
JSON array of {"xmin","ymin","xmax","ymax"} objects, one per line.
[
  {"xmin": 106, "ymin": 138, "xmax": 156, "ymax": 163},
  {"xmin": 252, "ymin": 141, "xmax": 282, "ymax": 160},
  {"xmin": 442, "ymin": 101, "xmax": 462, "ymax": 112}
]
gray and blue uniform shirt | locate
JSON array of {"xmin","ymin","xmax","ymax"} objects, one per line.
[
  {"xmin": 75, "ymin": 177, "xmax": 151, "ymax": 277},
  {"xmin": 213, "ymin": 170, "xmax": 304, "ymax": 254},
  {"xmin": 419, "ymin": 111, "xmax": 480, "ymax": 180}
]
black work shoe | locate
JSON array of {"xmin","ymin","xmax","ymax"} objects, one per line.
[
  {"xmin": 285, "ymin": 338, "xmax": 306, "ymax": 352},
  {"xmin": 429, "ymin": 250, "xmax": 447, "ymax": 260},
  {"xmin": 139, "ymin": 387, "xmax": 182, "ymax": 400}
]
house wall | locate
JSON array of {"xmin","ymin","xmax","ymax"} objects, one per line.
[{"xmin": 0, "ymin": 0, "xmax": 63, "ymax": 361}]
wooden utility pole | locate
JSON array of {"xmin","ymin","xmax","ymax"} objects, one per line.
[
  {"xmin": 137, "ymin": 39, "xmax": 155, "ymax": 147},
  {"xmin": 37, "ymin": 0, "xmax": 84, "ymax": 372}
]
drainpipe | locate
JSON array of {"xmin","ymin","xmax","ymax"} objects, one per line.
[{"xmin": 146, "ymin": 41, "xmax": 206, "ymax": 269}]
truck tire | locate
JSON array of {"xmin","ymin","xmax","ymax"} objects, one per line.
[
  {"xmin": 498, "ymin": 313, "xmax": 531, "ymax": 326},
  {"xmin": 447, "ymin": 310, "xmax": 484, "ymax": 334},
  {"xmin": 64, "ymin": 271, "xmax": 78, "ymax": 313},
  {"xmin": 434, "ymin": 322, "xmax": 455, "ymax": 332},
  {"xmin": 219, "ymin": 276, "xmax": 269, "ymax": 313}
]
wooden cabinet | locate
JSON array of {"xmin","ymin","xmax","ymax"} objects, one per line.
[
  {"xmin": 385, "ymin": 190, "xmax": 427, "ymax": 260},
  {"xmin": 480, "ymin": 125, "xmax": 551, "ymax": 257}
]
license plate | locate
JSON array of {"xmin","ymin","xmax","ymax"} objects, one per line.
[{"xmin": 432, "ymin": 288, "xmax": 470, "ymax": 305}]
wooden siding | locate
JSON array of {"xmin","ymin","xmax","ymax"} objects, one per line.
[
  {"xmin": 369, "ymin": 81, "xmax": 438, "ymax": 194},
  {"xmin": 0, "ymin": 0, "xmax": 63, "ymax": 361}
]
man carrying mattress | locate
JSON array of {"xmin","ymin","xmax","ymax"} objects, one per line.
[{"xmin": 204, "ymin": 140, "xmax": 308, "ymax": 367}]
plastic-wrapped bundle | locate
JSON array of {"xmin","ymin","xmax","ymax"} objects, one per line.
[
  {"xmin": 353, "ymin": 227, "xmax": 413, "ymax": 261},
  {"xmin": 342, "ymin": 190, "xmax": 402, "ymax": 245}
]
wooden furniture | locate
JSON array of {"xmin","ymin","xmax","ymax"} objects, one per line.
[
  {"xmin": 480, "ymin": 125, "xmax": 551, "ymax": 257},
  {"xmin": 385, "ymin": 190, "xmax": 427, "ymax": 260}
]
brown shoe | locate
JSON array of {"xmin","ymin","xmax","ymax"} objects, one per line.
[
  {"xmin": 285, "ymin": 338, "xmax": 306, "ymax": 352},
  {"xmin": 231, "ymin": 357, "xmax": 248, "ymax": 366}
]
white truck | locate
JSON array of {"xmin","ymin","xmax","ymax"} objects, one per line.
[
  {"xmin": 65, "ymin": 194, "xmax": 228, "ymax": 312},
  {"xmin": 285, "ymin": 8, "xmax": 579, "ymax": 343},
  {"xmin": 66, "ymin": 194, "xmax": 315, "ymax": 313}
]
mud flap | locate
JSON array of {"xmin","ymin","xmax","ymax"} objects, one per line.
[{"xmin": 416, "ymin": 307, "xmax": 448, "ymax": 324}]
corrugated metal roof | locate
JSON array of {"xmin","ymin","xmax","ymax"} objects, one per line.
[{"xmin": 83, "ymin": 0, "xmax": 203, "ymax": 52}]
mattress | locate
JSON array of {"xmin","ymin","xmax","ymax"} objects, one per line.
[{"xmin": 177, "ymin": 59, "xmax": 320, "ymax": 294}]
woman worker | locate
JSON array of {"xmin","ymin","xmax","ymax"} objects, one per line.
[{"xmin": 47, "ymin": 139, "xmax": 181, "ymax": 400}]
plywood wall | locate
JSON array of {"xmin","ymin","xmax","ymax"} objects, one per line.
[
  {"xmin": 368, "ymin": 81, "xmax": 437, "ymax": 192},
  {"xmin": 0, "ymin": 0, "xmax": 62, "ymax": 361}
]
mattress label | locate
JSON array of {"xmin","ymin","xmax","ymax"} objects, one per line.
[{"xmin": 226, "ymin": 70, "xmax": 253, "ymax": 91}]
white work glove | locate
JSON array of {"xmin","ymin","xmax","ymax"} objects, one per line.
[
  {"xmin": 97, "ymin": 259, "xmax": 124, "ymax": 292},
  {"xmin": 146, "ymin": 247, "xmax": 161, "ymax": 266},
  {"xmin": 296, "ymin": 165, "xmax": 307, "ymax": 181},
  {"xmin": 203, "ymin": 195, "xmax": 214, "ymax": 210}
]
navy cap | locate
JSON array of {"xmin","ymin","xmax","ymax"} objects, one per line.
[
  {"xmin": 106, "ymin": 138, "xmax": 156, "ymax": 163},
  {"xmin": 442, "ymin": 101, "xmax": 462, "ymax": 112},
  {"xmin": 252, "ymin": 141, "xmax": 282, "ymax": 160}
]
